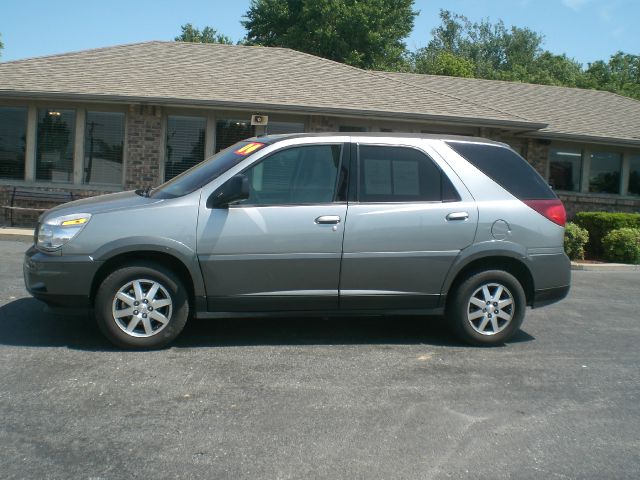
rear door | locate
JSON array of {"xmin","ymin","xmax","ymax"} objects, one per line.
[
  {"xmin": 340, "ymin": 142, "xmax": 478, "ymax": 309},
  {"xmin": 197, "ymin": 142, "xmax": 349, "ymax": 311}
]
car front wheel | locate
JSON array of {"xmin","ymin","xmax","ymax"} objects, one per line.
[{"xmin": 95, "ymin": 262, "xmax": 189, "ymax": 349}]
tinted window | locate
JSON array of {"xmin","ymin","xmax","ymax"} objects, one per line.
[
  {"xmin": 0, "ymin": 106, "xmax": 27, "ymax": 180},
  {"xmin": 216, "ymin": 119, "xmax": 254, "ymax": 152},
  {"xmin": 36, "ymin": 108, "xmax": 76, "ymax": 183},
  {"xmin": 165, "ymin": 116, "xmax": 206, "ymax": 181},
  {"xmin": 447, "ymin": 142, "xmax": 556, "ymax": 200},
  {"xmin": 84, "ymin": 111, "xmax": 125, "ymax": 185},
  {"xmin": 629, "ymin": 155, "xmax": 640, "ymax": 196},
  {"xmin": 242, "ymin": 145, "xmax": 341, "ymax": 205},
  {"xmin": 589, "ymin": 151, "xmax": 621, "ymax": 194},
  {"xmin": 549, "ymin": 147, "xmax": 582, "ymax": 192},
  {"xmin": 358, "ymin": 145, "xmax": 458, "ymax": 202}
]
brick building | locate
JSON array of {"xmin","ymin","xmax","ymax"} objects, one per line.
[{"xmin": 0, "ymin": 41, "xmax": 639, "ymax": 225}]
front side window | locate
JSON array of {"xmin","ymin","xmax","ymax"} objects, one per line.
[
  {"xmin": 628, "ymin": 155, "xmax": 640, "ymax": 196},
  {"xmin": 36, "ymin": 108, "xmax": 76, "ymax": 183},
  {"xmin": 84, "ymin": 111, "xmax": 125, "ymax": 185},
  {"xmin": 589, "ymin": 151, "xmax": 622, "ymax": 194},
  {"xmin": 165, "ymin": 116, "xmax": 206, "ymax": 181},
  {"xmin": 358, "ymin": 145, "xmax": 457, "ymax": 202},
  {"xmin": 0, "ymin": 106, "xmax": 27, "ymax": 180},
  {"xmin": 549, "ymin": 147, "xmax": 582, "ymax": 192},
  {"xmin": 241, "ymin": 144, "xmax": 341, "ymax": 205}
]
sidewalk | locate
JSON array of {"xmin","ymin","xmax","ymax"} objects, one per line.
[
  {"xmin": 571, "ymin": 261, "xmax": 640, "ymax": 272},
  {"xmin": 0, "ymin": 227, "xmax": 34, "ymax": 242}
]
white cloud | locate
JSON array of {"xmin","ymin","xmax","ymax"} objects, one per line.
[{"xmin": 562, "ymin": 0, "xmax": 590, "ymax": 10}]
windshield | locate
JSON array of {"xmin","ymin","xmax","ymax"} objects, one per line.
[{"xmin": 150, "ymin": 141, "xmax": 268, "ymax": 199}]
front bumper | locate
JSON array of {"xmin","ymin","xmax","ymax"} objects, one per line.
[{"xmin": 23, "ymin": 246, "xmax": 102, "ymax": 308}]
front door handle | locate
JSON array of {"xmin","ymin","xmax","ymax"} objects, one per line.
[
  {"xmin": 315, "ymin": 215, "xmax": 341, "ymax": 225},
  {"xmin": 446, "ymin": 212, "xmax": 469, "ymax": 221}
]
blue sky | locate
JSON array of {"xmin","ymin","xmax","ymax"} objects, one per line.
[{"xmin": 1, "ymin": 0, "xmax": 637, "ymax": 66}]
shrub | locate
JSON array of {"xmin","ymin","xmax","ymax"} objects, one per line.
[
  {"xmin": 602, "ymin": 228, "xmax": 640, "ymax": 264},
  {"xmin": 564, "ymin": 222, "xmax": 589, "ymax": 260},
  {"xmin": 574, "ymin": 212, "xmax": 640, "ymax": 258}
]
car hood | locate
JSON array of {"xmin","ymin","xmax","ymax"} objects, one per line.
[{"xmin": 40, "ymin": 190, "xmax": 161, "ymax": 222}]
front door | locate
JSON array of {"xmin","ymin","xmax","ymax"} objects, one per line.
[{"xmin": 197, "ymin": 143, "xmax": 348, "ymax": 311}]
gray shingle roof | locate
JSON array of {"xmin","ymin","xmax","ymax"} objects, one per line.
[
  {"xmin": 0, "ymin": 41, "xmax": 538, "ymax": 129},
  {"xmin": 383, "ymin": 72, "xmax": 640, "ymax": 146},
  {"xmin": 1, "ymin": 41, "xmax": 639, "ymax": 145}
]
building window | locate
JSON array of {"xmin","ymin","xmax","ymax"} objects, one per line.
[
  {"xmin": 549, "ymin": 147, "xmax": 582, "ymax": 192},
  {"xmin": 589, "ymin": 151, "xmax": 622, "ymax": 194},
  {"xmin": 629, "ymin": 154, "xmax": 640, "ymax": 196},
  {"xmin": 339, "ymin": 126, "xmax": 368, "ymax": 132},
  {"xmin": 36, "ymin": 108, "xmax": 76, "ymax": 183},
  {"xmin": 84, "ymin": 111, "xmax": 125, "ymax": 185},
  {"xmin": 266, "ymin": 121, "xmax": 305, "ymax": 135},
  {"xmin": 216, "ymin": 120, "xmax": 254, "ymax": 153},
  {"xmin": 0, "ymin": 106, "xmax": 27, "ymax": 180},
  {"xmin": 165, "ymin": 115, "xmax": 206, "ymax": 181}
]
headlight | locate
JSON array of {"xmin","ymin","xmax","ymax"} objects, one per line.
[{"xmin": 37, "ymin": 213, "xmax": 92, "ymax": 251}]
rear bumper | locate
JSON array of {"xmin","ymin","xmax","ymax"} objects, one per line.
[
  {"xmin": 528, "ymin": 252, "xmax": 571, "ymax": 308},
  {"xmin": 532, "ymin": 284, "xmax": 570, "ymax": 308},
  {"xmin": 23, "ymin": 246, "xmax": 101, "ymax": 309}
]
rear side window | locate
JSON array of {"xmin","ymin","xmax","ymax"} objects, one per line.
[
  {"xmin": 358, "ymin": 145, "xmax": 460, "ymax": 202},
  {"xmin": 446, "ymin": 142, "xmax": 556, "ymax": 200}
]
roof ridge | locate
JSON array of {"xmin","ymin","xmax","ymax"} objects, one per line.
[
  {"xmin": 0, "ymin": 40, "xmax": 169, "ymax": 65},
  {"xmin": 392, "ymin": 72, "xmax": 639, "ymax": 100},
  {"xmin": 373, "ymin": 71, "xmax": 537, "ymax": 124}
]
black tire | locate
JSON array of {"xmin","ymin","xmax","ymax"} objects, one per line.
[
  {"xmin": 447, "ymin": 270, "xmax": 526, "ymax": 346},
  {"xmin": 95, "ymin": 261, "xmax": 189, "ymax": 349}
]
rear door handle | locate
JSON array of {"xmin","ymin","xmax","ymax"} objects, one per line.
[
  {"xmin": 315, "ymin": 215, "xmax": 341, "ymax": 225},
  {"xmin": 446, "ymin": 212, "xmax": 469, "ymax": 221}
]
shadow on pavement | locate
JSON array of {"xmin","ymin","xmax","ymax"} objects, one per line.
[{"xmin": 0, "ymin": 297, "xmax": 535, "ymax": 350}]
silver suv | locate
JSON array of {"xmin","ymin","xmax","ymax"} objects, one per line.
[{"xmin": 24, "ymin": 133, "xmax": 570, "ymax": 349}]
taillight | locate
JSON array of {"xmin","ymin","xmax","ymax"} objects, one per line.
[{"xmin": 522, "ymin": 199, "xmax": 566, "ymax": 227}]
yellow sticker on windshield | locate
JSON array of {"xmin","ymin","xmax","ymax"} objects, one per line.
[{"xmin": 235, "ymin": 142, "xmax": 264, "ymax": 156}]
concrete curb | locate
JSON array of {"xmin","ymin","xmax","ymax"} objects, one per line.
[
  {"xmin": 571, "ymin": 261, "xmax": 640, "ymax": 272},
  {"xmin": 0, "ymin": 227, "xmax": 34, "ymax": 242}
]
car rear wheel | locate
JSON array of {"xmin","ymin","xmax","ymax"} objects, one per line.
[
  {"xmin": 95, "ymin": 262, "xmax": 189, "ymax": 349},
  {"xmin": 448, "ymin": 270, "xmax": 525, "ymax": 346}
]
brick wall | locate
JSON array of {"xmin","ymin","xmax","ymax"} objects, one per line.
[
  {"xmin": 124, "ymin": 104, "xmax": 163, "ymax": 190},
  {"xmin": 559, "ymin": 193, "xmax": 640, "ymax": 219}
]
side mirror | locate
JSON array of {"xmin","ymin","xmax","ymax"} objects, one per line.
[{"xmin": 206, "ymin": 174, "xmax": 250, "ymax": 208}]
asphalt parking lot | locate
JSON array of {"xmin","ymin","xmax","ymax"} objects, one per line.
[{"xmin": 0, "ymin": 238, "xmax": 639, "ymax": 479}]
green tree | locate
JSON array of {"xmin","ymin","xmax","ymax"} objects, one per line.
[
  {"xmin": 0, "ymin": 33, "xmax": 4, "ymax": 59},
  {"xmin": 414, "ymin": 9, "xmax": 584, "ymax": 87},
  {"xmin": 175, "ymin": 23, "xmax": 233, "ymax": 45},
  {"xmin": 241, "ymin": 0, "xmax": 418, "ymax": 70},
  {"xmin": 414, "ymin": 51, "xmax": 475, "ymax": 77},
  {"xmin": 582, "ymin": 52, "xmax": 640, "ymax": 99}
]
